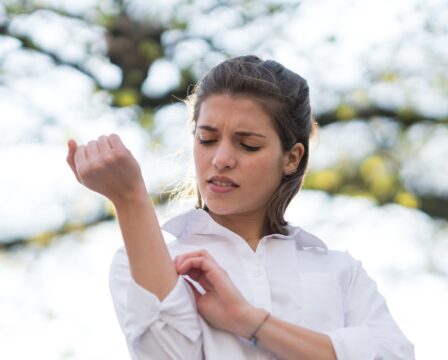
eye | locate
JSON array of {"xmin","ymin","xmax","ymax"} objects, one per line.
[
  {"xmin": 199, "ymin": 139, "xmax": 216, "ymax": 145},
  {"xmin": 241, "ymin": 143, "xmax": 261, "ymax": 152}
]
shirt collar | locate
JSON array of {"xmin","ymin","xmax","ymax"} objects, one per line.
[{"xmin": 161, "ymin": 208, "xmax": 327, "ymax": 251}]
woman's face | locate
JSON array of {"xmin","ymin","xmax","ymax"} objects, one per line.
[{"xmin": 193, "ymin": 94, "xmax": 292, "ymax": 220}]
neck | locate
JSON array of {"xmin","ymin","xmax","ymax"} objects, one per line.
[{"xmin": 208, "ymin": 210, "xmax": 267, "ymax": 251}]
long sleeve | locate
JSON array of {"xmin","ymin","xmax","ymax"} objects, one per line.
[
  {"xmin": 109, "ymin": 247, "xmax": 203, "ymax": 360},
  {"xmin": 326, "ymin": 254, "xmax": 415, "ymax": 360}
]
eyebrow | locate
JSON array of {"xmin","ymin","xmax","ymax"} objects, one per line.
[{"xmin": 197, "ymin": 125, "xmax": 266, "ymax": 138}]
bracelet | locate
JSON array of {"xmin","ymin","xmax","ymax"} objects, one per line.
[{"xmin": 249, "ymin": 311, "xmax": 270, "ymax": 346}]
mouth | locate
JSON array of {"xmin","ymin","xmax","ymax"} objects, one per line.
[{"xmin": 207, "ymin": 176, "xmax": 239, "ymax": 188}]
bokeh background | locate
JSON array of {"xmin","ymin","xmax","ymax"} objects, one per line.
[{"xmin": 1, "ymin": 0, "xmax": 447, "ymax": 359}]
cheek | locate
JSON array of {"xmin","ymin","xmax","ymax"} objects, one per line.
[
  {"xmin": 259, "ymin": 152, "xmax": 284, "ymax": 173},
  {"xmin": 193, "ymin": 145, "xmax": 211, "ymax": 185},
  {"xmin": 193, "ymin": 145, "xmax": 203, "ymax": 171},
  {"xmin": 248, "ymin": 157, "xmax": 284, "ymax": 186}
]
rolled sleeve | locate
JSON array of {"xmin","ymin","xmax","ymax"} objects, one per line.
[
  {"xmin": 327, "ymin": 325, "xmax": 378, "ymax": 359},
  {"xmin": 327, "ymin": 253, "xmax": 415, "ymax": 360},
  {"xmin": 124, "ymin": 276, "xmax": 201, "ymax": 343},
  {"xmin": 109, "ymin": 247, "xmax": 202, "ymax": 359}
]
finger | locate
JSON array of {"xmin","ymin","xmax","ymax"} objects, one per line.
[
  {"xmin": 184, "ymin": 268, "xmax": 203, "ymax": 282},
  {"xmin": 97, "ymin": 135, "xmax": 111, "ymax": 153},
  {"xmin": 176, "ymin": 249, "xmax": 215, "ymax": 267},
  {"xmin": 66, "ymin": 139, "xmax": 77, "ymax": 160},
  {"xmin": 74, "ymin": 145, "xmax": 87, "ymax": 169},
  {"xmin": 108, "ymin": 133, "xmax": 125, "ymax": 150},
  {"xmin": 86, "ymin": 140, "xmax": 100, "ymax": 160},
  {"xmin": 176, "ymin": 256, "xmax": 215, "ymax": 275},
  {"xmin": 185, "ymin": 269, "xmax": 214, "ymax": 291},
  {"xmin": 177, "ymin": 256, "xmax": 220, "ymax": 292},
  {"xmin": 175, "ymin": 256, "xmax": 202, "ymax": 278},
  {"xmin": 184, "ymin": 278, "xmax": 202, "ymax": 303},
  {"xmin": 66, "ymin": 139, "xmax": 81, "ymax": 182},
  {"xmin": 75, "ymin": 145, "xmax": 87, "ymax": 162}
]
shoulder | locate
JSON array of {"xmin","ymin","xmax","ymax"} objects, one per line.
[
  {"xmin": 293, "ymin": 227, "xmax": 357, "ymax": 263},
  {"xmin": 292, "ymin": 227, "xmax": 363, "ymax": 282}
]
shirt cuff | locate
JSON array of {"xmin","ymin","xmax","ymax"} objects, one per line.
[
  {"xmin": 326, "ymin": 325, "xmax": 378, "ymax": 360},
  {"xmin": 124, "ymin": 276, "xmax": 201, "ymax": 343}
]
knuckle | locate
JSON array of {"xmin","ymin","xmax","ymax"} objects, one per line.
[
  {"xmin": 90, "ymin": 158, "xmax": 104, "ymax": 169},
  {"xmin": 108, "ymin": 133, "xmax": 119, "ymax": 143},
  {"xmin": 77, "ymin": 164, "xmax": 90, "ymax": 177},
  {"xmin": 102, "ymin": 152, "xmax": 115, "ymax": 164},
  {"xmin": 115, "ymin": 148, "xmax": 129, "ymax": 160},
  {"xmin": 78, "ymin": 159, "xmax": 104, "ymax": 176}
]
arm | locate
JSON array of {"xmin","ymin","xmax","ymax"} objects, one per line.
[
  {"xmin": 66, "ymin": 134, "xmax": 177, "ymax": 299},
  {"xmin": 242, "ymin": 312, "xmax": 336, "ymax": 360},
  {"xmin": 110, "ymin": 248, "xmax": 202, "ymax": 360},
  {"xmin": 175, "ymin": 250, "xmax": 414, "ymax": 360},
  {"xmin": 175, "ymin": 250, "xmax": 336, "ymax": 360},
  {"xmin": 325, "ymin": 254, "xmax": 415, "ymax": 359},
  {"xmin": 67, "ymin": 135, "xmax": 203, "ymax": 359}
]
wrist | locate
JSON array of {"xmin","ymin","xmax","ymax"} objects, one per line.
[
  {"xmin": 235, "ymin": 306, "xmax": 269, "ymax": 339},
  {"xmin": 248, "ymin": 311, "xmax": 270, "ymax": 346},
  {"xmin": 111, "ymin": 184, "xmax": 151, "ymax": 210}
]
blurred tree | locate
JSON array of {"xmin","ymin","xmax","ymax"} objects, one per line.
[{"xmin": 0, "ymin": 0, "xmax": 447, "ymax": 248}]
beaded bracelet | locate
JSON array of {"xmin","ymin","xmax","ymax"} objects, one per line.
[{"xmin": 250, "ymin": 312, "xmax": 270, "ymax": 346}]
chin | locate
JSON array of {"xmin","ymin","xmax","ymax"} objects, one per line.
[
  {"xmin": 205, "ymin": 199, "xmax": 262, "ymax": 218},
  {"xmin": 203, "ymin": 199, "xmax": 238, "ymax": 215},
  {"xmin": 204, "ymin": 203, "xmax": 235, "ymax": 216}
]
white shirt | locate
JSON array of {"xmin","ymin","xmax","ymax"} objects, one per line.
[{"xmin": 109, "ymin": 209, "xmax": 415, "ymax": 360}]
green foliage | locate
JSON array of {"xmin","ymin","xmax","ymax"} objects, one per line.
[
  {"xmin": 382, "ymin": 72, "xmax": 398, "ymax": 82},
  {"xmin": 29, "ymin": 231, "xmax": 57, "ymax": 247},
  {"xmin": 394, "ymin": 192, "xmax": 419, "ymax": 208},
  {"xmin": 336, "ymin": 104, "xmax": 357, "ymax": 120},
  {"xmin": 138, "ymin": 40, "xmax": 162, "ymax": 61},
  {"xmin": 139, "ymin": 109, "xmax": 155, "ymax": 129},
  {"xmin": 304, "ymin": 153, "xmax": 426, "ymax": 213},
  {"xmin": 360, "ymin": 155, "xmax": 398, "ymax": 202},
  {"xmin": 398, "ymin": 107, "xmax": 418, "ymax": 123},
  {"xmin": 113, "ymin": 88, "xmax": 140, "ymax": 107},
  {"xmin": 304, "ymin": 170, "xmax": 342, "ymax": 192},
  {"xmin": 1, "ymin": 0, "xmax": 447, "ymax": 246}
]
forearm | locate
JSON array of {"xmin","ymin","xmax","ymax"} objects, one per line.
[
  {"xmin": 66, "ymin": 135, "xmax": 178, "ymax": 299},
  {"xmin": 242, "ymin": 309, "xmax": 337, "ymax": 360},
  {"xmin": 114, "ymin": 190, "xmax": 177, "ymax": 300}
]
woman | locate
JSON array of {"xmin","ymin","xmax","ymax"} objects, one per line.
[{"xmin": 66, "ymin": 56, "xmax": 414, "ymax": 359}]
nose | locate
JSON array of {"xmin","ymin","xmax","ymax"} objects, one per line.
[{"xmin": 212, "ymin": 141, "xmax": 236, "ymax": 170}]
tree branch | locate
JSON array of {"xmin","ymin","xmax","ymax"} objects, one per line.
[
  {"xmin": 0, "ymin": 192, "xmax": 171, "ymax": 250},
  {"xmin": 5, "ymin": 4, "xmax": 102, "ymax": 26},
  {"xmin": 315, "ymin": 105, "xmax": 448, "ymax": 127}
]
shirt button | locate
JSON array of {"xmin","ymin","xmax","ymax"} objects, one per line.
[{"xmin": 253, "ymin": 270, "xmax": 262, "ymax": 277}]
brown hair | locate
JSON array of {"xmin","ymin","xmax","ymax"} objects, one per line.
[{"xmin": 186, "ymin": 55, "xmax": 317, "ymax": 235}]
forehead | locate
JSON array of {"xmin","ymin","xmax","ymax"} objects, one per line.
[{"xmin": 197, "ymin": 94, "xmax": 275, "ymax": 132}]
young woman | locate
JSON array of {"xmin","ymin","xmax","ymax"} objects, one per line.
[{"xmin": 66, "ymin": 56, "xmax": 414, "ymax": 359}]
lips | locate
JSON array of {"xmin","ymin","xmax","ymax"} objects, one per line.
[{"xmin": 207, "ymin": 176, "xmax": 239, "ymax": 187}]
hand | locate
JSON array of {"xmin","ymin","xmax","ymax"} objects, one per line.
[
  {"xmin": 66, "ymin": 134, "xmax": 147, "ymax": 204},
  {"xmin": 175, "ymin": 250, "xmax": 265, "ymax": 338}
]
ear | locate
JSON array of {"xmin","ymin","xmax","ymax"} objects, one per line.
[{"xmin": 283, "ymin": 143, "xmax": 305, "ymax": 175}]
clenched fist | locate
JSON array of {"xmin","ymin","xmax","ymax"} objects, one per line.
[{"xmin": 66, "ymin": 134, "xmax": 147, "ymax": 205}]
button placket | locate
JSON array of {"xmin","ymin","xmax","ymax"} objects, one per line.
[{"xmin": 251, "ymin": 266, "xmax": 272, "ymax": 310}]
